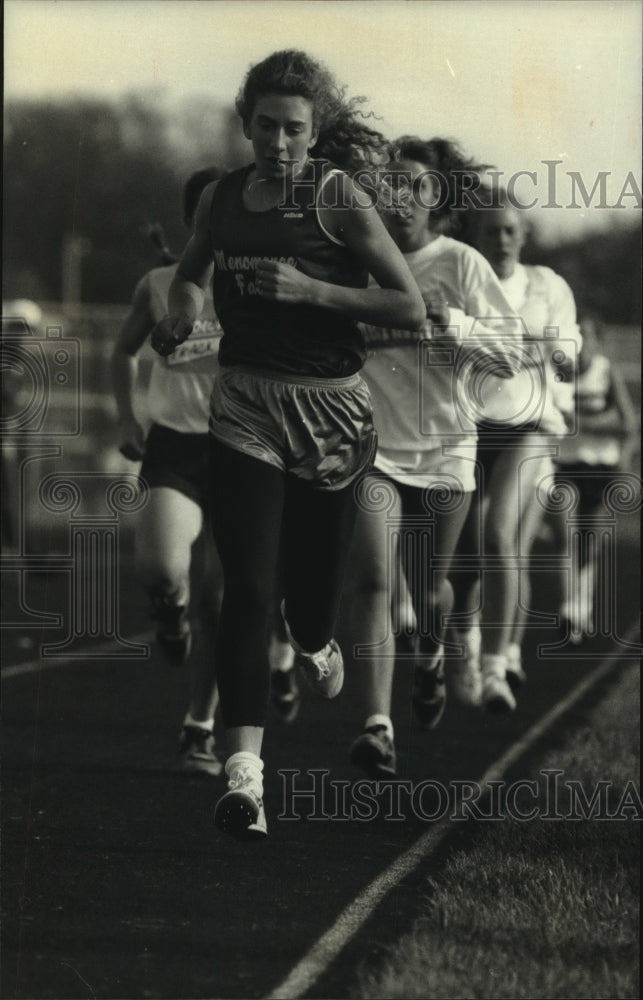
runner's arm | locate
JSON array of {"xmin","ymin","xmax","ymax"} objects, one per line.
[
  {"xmin": 111, "ymin": 277, "xmax": 152, "ymax": 459},
  {"xmin": 151, "ymin": 183, "xmax": 217, "ymax": 355},
  {"xmin": 256, "ymin": 174, "xmax": 425, "ymax": 331}
]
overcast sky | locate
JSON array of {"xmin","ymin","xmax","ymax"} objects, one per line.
[{"xmin": 4, "ymin": 0, "xmax": 641, "ymax": 240}]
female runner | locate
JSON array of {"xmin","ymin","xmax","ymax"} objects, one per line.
[
  {"xmin": 112, "ymin": 168, "xmax": 225, "ymax": 775},
  {"xmin": 151, "ymin": 50, "xmax": 425, "ymax": 837},
  {"xmin": 345, "ymin": 137, "xmax": 522, "ymax": 777},
  {"xmin": 451, "ymin": 191, "xmax": 581, "ymax": 711}
]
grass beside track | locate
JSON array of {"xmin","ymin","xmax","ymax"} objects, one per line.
[{"xmin": 355, "ymin": 662, "xmax": 640, "ymax": 1000}]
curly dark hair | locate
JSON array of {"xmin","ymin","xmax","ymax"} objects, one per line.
[
  {"xmin": 389, "ymin": 135, "xmax": 492, "ymax": 234},
  {"xmin": 236, "ymin": 49, "xmax": 389, "ymax": 173}
]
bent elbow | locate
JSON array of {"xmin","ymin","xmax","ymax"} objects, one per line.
[{"xmin": 404, "ymin": 295, "xmax": 427, "ymax": 332}]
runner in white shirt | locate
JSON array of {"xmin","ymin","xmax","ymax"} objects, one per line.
[
  {"xmin": 345, "ymin": 137, "xmax": 522, "ymax": 778},
  {"xmin": 451, "ymin": 193, "xmax": 581, "ymax": 712},
  {"xmin": 112, "ymin": 168, "xmax": 227, "ymax": 775},
  {"xmin": 551, "ymin": 314, "xmax": 637, "ymax": 640}
]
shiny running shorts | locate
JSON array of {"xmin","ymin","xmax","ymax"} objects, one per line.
[
  {"xmin": 209, "ymin": 366, "xmax": 377, "ymax": 491},
  {"xmin": 139, "ymin": 423, "xmax": 211, "ymax": 509}
]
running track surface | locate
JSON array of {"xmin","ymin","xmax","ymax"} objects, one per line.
[{"xmin": 2, "ymin": 509, "xmax": 640, "ymax": 1000}]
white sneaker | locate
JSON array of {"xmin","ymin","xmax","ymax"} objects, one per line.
[
  {"xmin": 215, "ymin": 753, "xmax": 267, "ymax": 839},
  {"xmin": 281, "ymin": 603, "xmax": 344, "ymax": 699},
  {"xmin": 294, "ymin": 639, "xmax": 344, "ymax": 699},
  {"xmin": 481, "ymin": 655, "xmax": 516, "ymax": 713}
]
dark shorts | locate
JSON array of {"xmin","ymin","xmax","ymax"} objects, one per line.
[
  {"xmin": 475, "ymin": 423, "xmax": 542, "ymax": 480},
  {"xmin": 139, "ymin": 424, "xmax": 211, "ymax": 509},
  {"xmin": 209, "ymin": 366, "xmax": 377, "ymax": 491},
  {"xmin": 554, "ymin": 463, "xmax": 620, "ymax": 513}
]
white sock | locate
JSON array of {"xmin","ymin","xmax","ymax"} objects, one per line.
[
  {"xmin": 506, "ymin": 643, "xmax": 521, "ymax": 667},
  {"xmin": 364, "ymin": 714, "xmax": 394, "ymax": 741},
  {"xmin": 225, "ymin": 751, "xmax": 264, "ymax": 780},
  {"xmin": 481, "ymin": 653, "xmax": 508, "ymax": 680},
  {"xmin": 183, "ymin": 712, "xmax": 214, "ymax": 732}
]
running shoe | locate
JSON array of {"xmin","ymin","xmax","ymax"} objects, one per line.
[
  {"xmin": 178, "ymin": 725, "xmax": 223, "ymax": 777},
  {"xmin": 412, "ymin": 651, "xmax": 447, "ymax": 729},
  {"xmin": 270, "ymin": 667, "xmax": 301, "ymax": 723},
  {"xmin": 281, "ymin": 604, "xmax": 344, "ymax": 699},
  {"xmin": 482, "ymin": 673, "xmax": 517, "ymax": 712},
  {"xmin": 294, "ymin": 639, "xmax": 344, "ymax": 699},
  {"xmin": 214, "ymin": 763, "xmax": 267, "ymax": 839},
  {"xmin": 350, "ymin": 725, "xmax": 397, "ymax": 778},
  {"xmin": 505, "ymin": 649, "xmax": 527, "ymax": 695},
  {"xmin": 481, "ymin": 656, "xmax": 516, "ymax": 713}
]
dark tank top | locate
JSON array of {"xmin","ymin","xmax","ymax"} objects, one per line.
[{"xmin": 210, "ymin": 160, "xmax": 368, "ymax": 378}]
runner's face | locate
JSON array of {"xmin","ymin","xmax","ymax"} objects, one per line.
[
  {"xmin": 245, "ymin": 94, "xmax": 318, "ymax": 182},
  {"xmin": 382, "ymin": 159, "xmax": 435, "ymax": 251},
  {"xmin": 474, "ymin": 206, "xmax": 526, "ymax": 279}
]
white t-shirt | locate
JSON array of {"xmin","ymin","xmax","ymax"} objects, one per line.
[
  {"xmin": 144, "ymin": 265, "xmax": 222, "ymax": 434},
  {"xmin": 500, "ymin": 263, "xmax": 581, "ymax": 421},
  {"xmin": 360, "ymin": 236, "xmax": 521, "ymax": 488},
  {"xmin": 557, "ymin": 353, "xmax": 622, "ymax": 466}
]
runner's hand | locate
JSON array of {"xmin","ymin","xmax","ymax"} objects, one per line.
[
  {"xmin": 118, "ymin": 417, "xmax": 146, "ymax": 462},
  {"xmin": 255, "ymin": 260, "xmax": 312, "ymax": 304},
  {"xmin": 150, "ymin": 316, "xmax": 193, "ymax": 357},
  {"xmin": 422, "ymin": 285, "xmax": 450, "ymax": 327}
]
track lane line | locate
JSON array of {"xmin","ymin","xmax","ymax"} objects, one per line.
[
  {"xmin": 264, "ymin": 622, "xmax": 640, "ymax": 1000},
  {"xmin": 1, "ymin": 631, "xmax": 153, "ymax": 678}
]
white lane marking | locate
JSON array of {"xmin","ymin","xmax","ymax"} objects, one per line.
[
  {"xmin": 265, "ymin": 623, "xmax": 640, "ymax": 1000},
  {"xmin": 1, "ymin": 632, "xmax": 153, "ymax": 678}
]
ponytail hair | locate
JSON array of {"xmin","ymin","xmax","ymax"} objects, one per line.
[{"xmin": 145, "ymin": 223, "xmax": 177, "ymax": 266}]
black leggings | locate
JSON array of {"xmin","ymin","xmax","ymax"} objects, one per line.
[{"xmin": 209, "ymin": 437, "xmax": 359, "ymax": 727}]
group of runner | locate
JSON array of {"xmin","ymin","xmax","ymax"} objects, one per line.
[{"xmin": 112, "ymin": 49, "xmax": 635, "ymax": 840}]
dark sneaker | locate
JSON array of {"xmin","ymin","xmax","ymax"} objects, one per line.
[
  {"xmin": 270, "ymin": 668, "xmax": 301, "ymax": 723},
  {"xmin": 412, "ymin": 654, "xmax": 446, "ymax": 730},
  {"xmin": 178, "ymin": 725, "xmax": 222, "ymax": 777},
  {"xmin": 295, "ymin": 639, "xmax": 344, "ymax": 699},
  {"xmin": 350, "ymin": 725, "xmax": 397, "ymax": 778},
  {"xmin": 482, "ymin": 673, "xmax": 517, "ymax": 713},
  {"xmin": 151, "ymin": 602, "xmax": 192, "ymax": 667},
  {"xmin": 505, "ymin": 660, "xmax": 527, "ymax": 696}
]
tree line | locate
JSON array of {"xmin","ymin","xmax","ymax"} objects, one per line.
[{"xmin": 3, "ymin": 95, "xmax": 640, "ymax": 325}]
